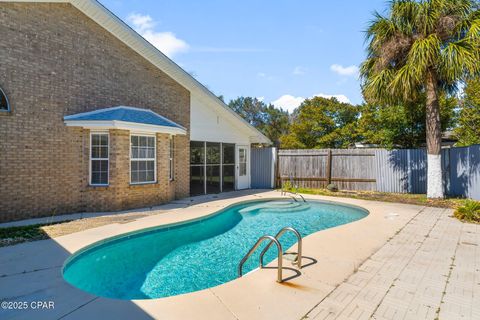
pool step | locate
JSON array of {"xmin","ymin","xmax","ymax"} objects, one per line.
[{"xmin": 239, "ymin": 201, "xmax": 310, "ymax": 214}]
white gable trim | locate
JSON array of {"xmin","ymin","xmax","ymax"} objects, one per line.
[{"xmin": 2, "ymin": 0, "xmax": 271, "ymax": 144}]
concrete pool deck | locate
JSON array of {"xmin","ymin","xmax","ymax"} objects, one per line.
[{"xmin": 0, "ymin": 190, "xmax": 477, "ymax": 320}]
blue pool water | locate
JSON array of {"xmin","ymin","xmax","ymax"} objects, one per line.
[{"xmin": 63, "ymin": 199, "xmax": 367, "ymax": 299}]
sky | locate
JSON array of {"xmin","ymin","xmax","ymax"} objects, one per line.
[{"xmin": 99, "ymin": 0, "xmax": 387, "ymax": 113}]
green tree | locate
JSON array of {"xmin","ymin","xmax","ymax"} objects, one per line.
[
  {"xmin": 228, "ymin": 97, "xmax": 289, "ymax": 147},
  {"xmin": 361, "ymin": 0, "xmax": 480, "ymax": 198},
  {"xmin": 279, "ymin": 97, "xmax": 360, "ymax": 149},
  {"xmin": 358, "ymin": 95, "xmax": 458, "ymax": 148},
  {"xmin": 455, "ymin": 78, "xmax": 480, "ymax": 146}
]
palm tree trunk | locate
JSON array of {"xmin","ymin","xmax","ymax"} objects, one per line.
[{"xmin": 425, "ymin": 69, "xmax": 444, "ymax": 198}]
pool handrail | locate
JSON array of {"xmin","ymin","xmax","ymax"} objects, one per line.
[
  {"xmin": 238, "ymin": 235, "xmax": 283, "ymax": 282},
  {"xmin": 259, "ymin": 227, "xmax": 302, "ymax": 269}
]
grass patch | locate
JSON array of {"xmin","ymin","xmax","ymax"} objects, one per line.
[
  {"xmin": 454, "ymin": 200, "xmax": 480, "ymax": 223},
  {"xmin": 282, "ymin": 187, "xmax": 467, "ymax": 209}
]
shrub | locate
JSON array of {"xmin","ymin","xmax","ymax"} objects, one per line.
[
  {"xmin": 326, "ymin": 184, "xmax": 339, "ymax": 192},
  {"xmin": 454, "ymin": 200, "xmax": 480, "ymax": 223}
]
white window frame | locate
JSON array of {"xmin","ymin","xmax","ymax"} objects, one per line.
[
  {"xmin": 169, "ymin": 135, "xmax": 174, "ymax": 181},
  {"xmin": 89, "ymin": 131, "xmax": 109, "ymax": 186},
  {"xmin": 130, "ymin": 133, "xmax": 157, "ymax": 185}
]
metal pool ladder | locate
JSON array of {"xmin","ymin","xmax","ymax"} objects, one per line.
[
  {"xmin": 281, "ymin": 174, "xmax": 307, "ymax": 202},
  {"xmin": 237, "ymin": 227, "xmax": 303, "ymax": 283}
]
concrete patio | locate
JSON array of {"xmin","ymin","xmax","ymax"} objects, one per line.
[{"xmin": 0, "ymin": 190, "xmax": 477, "ymax": 320}]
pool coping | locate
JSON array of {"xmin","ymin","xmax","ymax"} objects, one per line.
[{"xmin": 0, "ymin": 190, "xmax": 428, "ymax": 320}]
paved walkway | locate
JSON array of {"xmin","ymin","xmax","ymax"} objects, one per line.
[{"xmin": 303, "ymin": 207, "xmax": 480, "ymax": 320}]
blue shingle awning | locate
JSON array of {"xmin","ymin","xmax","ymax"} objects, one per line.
[{"xmin": 64, "ymin": 106, "xmax": 186, "ymax": 135}]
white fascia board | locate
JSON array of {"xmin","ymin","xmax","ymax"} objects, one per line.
[{"xmin": 64, "ymin": 120, "xmax": 187, "ymax": 135}]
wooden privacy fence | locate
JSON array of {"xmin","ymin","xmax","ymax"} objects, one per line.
[
  {"xmin": 276, "ymin": 146, "xmax": 480, "ymax": 200},
  {"xmin": 277, "ymin": 149, "xmax": 377, "ymax": 191}
]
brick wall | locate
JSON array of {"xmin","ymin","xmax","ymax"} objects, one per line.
[{"xmin": 0, "ymin": 3, "xmax": 190, "ymax": 222}]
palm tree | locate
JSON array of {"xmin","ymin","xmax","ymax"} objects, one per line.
[{"xmin": 361, "ymin": 0, "xmax": 480, "ymax": 198}]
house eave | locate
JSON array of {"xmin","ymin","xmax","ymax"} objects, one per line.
[{"xmin": 64, "ymin": 120, "xmax": 187, "ymax": 135}]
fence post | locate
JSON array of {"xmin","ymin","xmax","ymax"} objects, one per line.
[{"xmin": 326, "ymin": 149, "xmax": 332, "ymax": 185}]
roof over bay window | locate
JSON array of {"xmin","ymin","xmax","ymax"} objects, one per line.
[{"xmin": 64, "ymin": 106, "xmax": 187, "ymax": 135}]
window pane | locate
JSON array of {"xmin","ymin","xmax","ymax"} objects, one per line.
[
  {"xmin": 147, "ymin": 161, "xmax": 154, "ymax": 171},
  {"xmin": 139, "ymin": 170, "xmax": 147, "ymax": 183},
  {"xmin": 100, "ymin": 146, "xmax": 108, "ymax": 158},
  {"xmin": 92, "ymin": 134, "xmax": 100, "ymax": 146},
  {"xmin": 91, "ymin": 160, "xmax": 100, "ymax": 172},
  {"xmin": 139, "ymin": 136, "xmax": 147, "ymax": 147},
  {"xmin": 190, "ymin": 165, "xmax": 205, "ymax": 195},
  {"xmin": 131, "ymin": 136, "xmax": 138, "ymax": 147},
  {"xmin": 91, "ymin": 172, "xmax": 101, "ymax": 185},
  {"xmin": 147, "ymin": 148, "xmax": 155, "ymax": 159},
  {"xmin": 239, "ymin": 149, "xmax": 246, "ymax": 163},
  {"xmin": 100, "ymin": 134, "xmax": 108, "ymax": 145},
  {"xmin": 206, "ymin": 142, "xmax": 220, "ymax": 164},
  {"xmin": 0, "ymin": 89, "xmax": 8, "ymax": 111},
  {"xmin": 100, "ymin": 172, "xmax": 108, "ymax": 184},
  {"xmin": 206, "ymin": 165, "xmax": 220, "ymax": 194},
  {"xmin": 131, "ymin": 147, "xmax": 139, "ymax": 159},
  {"xmin": 91, "ymin": 147, "xmax": 100, "ymax": 159},
  {"xmin": 146, "ymin": 170, "xmax": 154, "ymax": 182},
  {"xmin": 190, "ymin": 141, "xmax": 205, "ymax": 164},
  {"xmin": 222, "ymin": 144, "xmax": 235, "ymax": 164},
  {"xmin": 147, "ymin": 137, "xmax": 155, "ymax": 147},
  {"xmin": 131, "ymin": 161, "xmax": 138, "ymax": 171},
  {"xmin": 131, "ymin": 171, "xmax": 138, "ymax": 184},
  {"xmin": 138, "ymin": 148, "xmax": 147, "ymax": 159},
  {"xmin": 222, "ymin": 165, "xmax": 235, "ymax": 192},
  {"xmin": 240, "ymin": 163, "xmax": 247, "ymax": 176}
]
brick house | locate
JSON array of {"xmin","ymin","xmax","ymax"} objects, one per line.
[{"xmin": 0, "ymin": 0, "xmax": 270, "ymax": 222}]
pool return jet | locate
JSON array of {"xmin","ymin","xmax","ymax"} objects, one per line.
[{"xmin": 237, "ymin": 226, "xmax": 303, "ymax": 283}]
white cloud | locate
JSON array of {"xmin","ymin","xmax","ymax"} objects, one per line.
[
  {"xmin": 127, "ymin": 13, "xmax": 189, "ymax": 58},
  {"xmin": 293, "ymin": 66, "xmax": 307, "ymax": 75},
  {"xmin": 272, "ymin": 93, "xmax": 351, "ymax": 113},
  {"xmin": 313, "ymin": 93, "xmax": 351, "ymax": 104},
  {"xmin": 271, "ymin": 95, "xmax": 306, "ymax": 113},
  {"xmin": 330, "ymin": 64, "xmax": 359, "ymax": 77},
  {"xmin": 127, "ymin": 13, "xmax": 156, "ymax": 33}
]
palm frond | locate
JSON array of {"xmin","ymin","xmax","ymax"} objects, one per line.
[
  {"xmin": 439, "ymin": 38, "xmax": 480, "ymax": 82},
  {"xmin": 407, "ymin": 34, "xmax": 441, "ymax": 73}
]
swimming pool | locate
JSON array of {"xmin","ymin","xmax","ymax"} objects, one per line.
[{"xmin": 63, "ymin": 199, "xmax": 368, "ymax": 300}]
